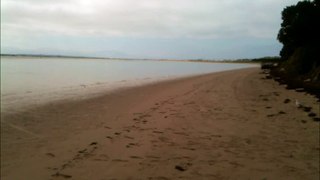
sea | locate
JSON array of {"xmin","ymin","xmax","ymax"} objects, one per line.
[{"xmin": 0, "ymin": 56, "xmax": 257, "ymax": 113}]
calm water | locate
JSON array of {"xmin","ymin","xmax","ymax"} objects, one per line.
[{"xmin": 1, "ymin": 56, "xmax": 257, "ymax": 112}]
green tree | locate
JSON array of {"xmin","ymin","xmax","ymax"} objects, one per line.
[
  {"xmin": 278, "ymin": 0, "xmax": 320, "ymax": 60},
  {"xmin": 277, "ymin": 0, "xmax": 320, "ymax": 74}
]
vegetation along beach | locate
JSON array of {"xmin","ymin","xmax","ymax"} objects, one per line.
[{"xmin": 1, "ymin": 0, "xmax": 319, "ymax": 179}]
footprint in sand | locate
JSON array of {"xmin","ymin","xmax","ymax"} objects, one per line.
[
  {"xmin": 146, "ymin": 155, "xmax": 161, "ymax": 159},
  {"xmin": 140, "ymin": 114, "xmax": 152, "ymax": 118},
  {"xmin": 153, "ymin": 130, "xmax": 164, "ymax": 134},
  {"xmin": 211, "ymin": 134, "xmax": 222, "ymax": 138},
  {"xmin": 151, "ymin": 107, "xmax": 158, "ymax": 111},
  {"xmin": 46, "ymin": 153, "xmax": 55, "ymax": 158},
  {"xmin": 90, "ymin": 142, "xmax": 98, "ymax": 146},
  {"xmin": 130, "ymin": 156, "xmax": 143, "ymax": 159},
  {"xmin": 112, "ymin": 159, "xmax": 129, "ymax": 162},
  {"xmin": 126, "ymin": 142, "xmax": 139, "ymax": 148},
  {"xmin": 106, "ymin": 136, "xmax": 113, "ymax": 139},
  {"xmin": 78, "ymin": 149, "xmax": 87, "ymax": 153},
  {"xmin": 173, "ymin": 132, "xmax": 189, "ymax": 136},
  {"xmin": 52, "ymin": 172, "xmax": 72, "ymax": 179},
  {"xmin": 229, "ymin": 161, "xmax": 245, "ymax": 168},
  {"xmin": 181, "ymin": 147, "xmax": 196, "ymax": 151},
  {"xmin": 158, "ymin": 136, "xmax": 169, "ymax": 142},
  {"xmin": 148, "ymin": 176, "xmax": 170, "ymax": 180},
  {"xmin": 93, "ymin": 154, "xmax": 109, "ymax": 161},
  {"xmin": 273, "ymin": 92, "xmax": 280, "ymax": 96},
  {"xmin": 124, "ymin": 135, "xmax": 134, "ymax": 139},
  {"xmin": 175, "ymin": 162, "xmax": 192, "ymax": 172},
  {"xmin": 50, "ymin": 142, "xmax": 99, "ymax": 178}
]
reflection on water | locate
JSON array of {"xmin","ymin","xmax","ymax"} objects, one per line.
[{"xmin": 1, "ymin": 56, "xmax": 257, "ymax": 112}]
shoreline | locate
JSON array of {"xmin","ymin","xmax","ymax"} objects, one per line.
[
  {"xmin": 1, "ymin": 67, "xmax": 319, "ymax": 179},
  {"xmin": 1, "ymin": 54, "xmax": 261, "ymax": 64},
  {"xmin": 1, "ymin": 64, "xmax": 256, "ymax": 114}
]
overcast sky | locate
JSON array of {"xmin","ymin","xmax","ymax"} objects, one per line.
[{"xmin": 1, "ymin": 0, "xmax": 300, "ymax": 60}]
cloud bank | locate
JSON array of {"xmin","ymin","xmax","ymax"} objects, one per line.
[{"xmin": 1, "ymin": 0, "xmax": 300, "ymax": 59}]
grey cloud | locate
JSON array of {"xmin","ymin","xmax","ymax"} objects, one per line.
[
  {"xmin": 1, "ymin": 0, "xmax": 301, "ymax": 39},
  {"xmin": 1, "ymin": 0, "xmax": 301, "ymax": 59}
]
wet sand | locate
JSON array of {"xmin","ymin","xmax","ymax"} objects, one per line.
[{"xmin": 1, "ymin": 67, "xmax": 319, "ymax": 179}]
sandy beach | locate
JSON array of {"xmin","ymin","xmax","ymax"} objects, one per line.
[{"xmin": 1, "ymin": 67, "xmax": 319, "ymax": 179}]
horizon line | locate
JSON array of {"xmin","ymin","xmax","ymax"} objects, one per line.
[{"xmin": 0, "ymin": 53, "xmax": 279, "ymax": 62}]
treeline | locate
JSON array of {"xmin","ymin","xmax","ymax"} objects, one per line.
[
  {"xmin": 270, "ymin": 0, "xmax": 320, "ymax": 97},
  {"xmin": 276, "ymin": 0, "xmax": 320, "ymax": 78},
  {"xmin": 247, "ymin": 57, "xmax": 281, "ymax": 63}
]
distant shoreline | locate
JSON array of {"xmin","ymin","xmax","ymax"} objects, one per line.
[{"xmin": 0, "ymin": 53, "xmax": 266, "ymax": 64}]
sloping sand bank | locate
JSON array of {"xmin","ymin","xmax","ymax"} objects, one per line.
[{"xmin": 1, "ymin": 68, "xmax": 319, "ymax": 179}]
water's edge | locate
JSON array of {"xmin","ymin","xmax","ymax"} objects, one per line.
[{"xmin": 1, "ymin": 57, "xmax": 257, "ymax": 113}]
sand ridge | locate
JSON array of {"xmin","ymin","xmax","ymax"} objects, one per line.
[{"xmin": 1, "ymin": 68, "xmax": 319, "ymax": 179}]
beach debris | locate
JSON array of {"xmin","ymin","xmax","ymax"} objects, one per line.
[
  {"xmin": 175, "ymin": 165, "xmax": 186, "ymax": 171},
  {"xmin": 295, "ymin": 99, "xmax": 303, "ymax": 108},
  {"xmin": 266, "ymin": 75, "xmax": 272, "ymax": 79},
  {"xmin": 308, "ymin": 112, "xmax": 317, "ymax": 117},
  {"xmin": 302, "ymin": 106, "xmax": 312, "ymax": 112},
  {"xmin": 301, "ymin": 120, "xmax": 307, "ymax": 123},
  {"xmin": 175, "ymin": 163, "xmax": 192, "ymax": 172},
  {"xmin": 295, "ymin": 88, "xmax": 305, "ymax": 92},
  {"xmin": 284, "ymin": 99, "xmax": 291, "ymax": 103}
]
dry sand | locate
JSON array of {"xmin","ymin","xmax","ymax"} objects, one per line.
[{"xmin": 1, "ymin": 68, "xmax": 319, "ymax": 179}]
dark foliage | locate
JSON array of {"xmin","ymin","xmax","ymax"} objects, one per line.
[
  {"xmin": 277, "ymin": 0, "xmax": 320, "ymax": 76},
  {"xmin": 278, "ymin": 0, "xmax": 320, "ymax": 61},
  {"xmin": 250, "ymin": 57, "xmax": 281, "ymax": 63},
  {"xmin": 270, "ymin": 0, "xmax": 320, "ymax": 99}
]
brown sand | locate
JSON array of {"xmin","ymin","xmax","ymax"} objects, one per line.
[{"xmin": 1, "ymin": 68, "xmax": 319, "ymax": 179}]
